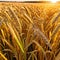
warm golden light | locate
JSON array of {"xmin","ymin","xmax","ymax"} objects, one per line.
[{"xmin": 51, "ymin": 0, "xmax": 57, "ymax": 3}]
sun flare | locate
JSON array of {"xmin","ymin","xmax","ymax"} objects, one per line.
[{"xmin": 51, "ymin": 0, "xmax": 57, "ymax": 3}]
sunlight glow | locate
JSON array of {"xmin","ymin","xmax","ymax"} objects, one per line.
[{"xmin": 51, "ymin": 0, "xmax": 57, "ymax": 3}]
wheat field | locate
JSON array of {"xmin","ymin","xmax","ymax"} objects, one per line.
[{"xmin": 0, "ymin": 2, "xmax": 60, "ymax": 60}]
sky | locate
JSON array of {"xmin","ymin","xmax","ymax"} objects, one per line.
[{"xmin": 0, "ymin": 0, "xmax": 39, "ymax": 1}]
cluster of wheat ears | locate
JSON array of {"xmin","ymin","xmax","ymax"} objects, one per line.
[{"xmin": 0, "ymin": 3, "xmax": 60, "ymax": 60}]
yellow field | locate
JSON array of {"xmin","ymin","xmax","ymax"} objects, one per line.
[{"xmin": 0, "ymin": 2, "xmax": 60, "ymax": 60}]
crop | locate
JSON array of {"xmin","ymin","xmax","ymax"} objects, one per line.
[{"xmin": 0, "ymin": 3, "xmax": 60, "ymax": 60}]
